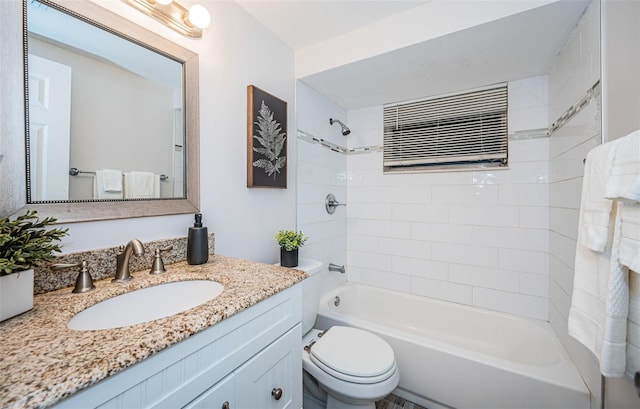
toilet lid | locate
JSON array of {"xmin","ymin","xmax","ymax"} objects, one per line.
[{"xmin": 309, "ymin": 326, "xmax": 396, "ymax": 383}]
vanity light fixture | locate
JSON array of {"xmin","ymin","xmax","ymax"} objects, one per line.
[{"xmin": 122, "ymin": 0, "xmax": 211, "ymax": 38}]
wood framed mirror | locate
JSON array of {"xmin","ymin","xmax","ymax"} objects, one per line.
[{"xmin": 1, "ymin": 0, "xmax": 199, "ymax": 223}]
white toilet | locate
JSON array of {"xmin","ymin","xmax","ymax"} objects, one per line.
[{"xmin": 295, "ymin": 259, "xmax": 399, "ymax": 409}]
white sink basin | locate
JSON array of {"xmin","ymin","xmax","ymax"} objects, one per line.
[{"xmin": 68, "ymin": 280, "xmax": 224, "ymax": 331}]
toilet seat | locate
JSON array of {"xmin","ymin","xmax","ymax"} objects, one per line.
[{"xmin": 308, "ymin": 326, "xmax": 396, "ymax": 384}]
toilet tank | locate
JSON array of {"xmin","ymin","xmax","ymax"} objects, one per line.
[{"xmin": 294, "ymin": 258, "xmax": 323, "ymax": 335}]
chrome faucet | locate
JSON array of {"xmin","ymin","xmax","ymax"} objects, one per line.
[
  {"xmin": 328, "ymin": 263, "xmax": 346, "ymax": 274},
  {"xmin": 113, "ymin": 239, "xmax": 145, "ymax": 282}
]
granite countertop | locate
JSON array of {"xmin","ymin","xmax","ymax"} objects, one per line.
[{"xmin": 0, "ymin": 255, "xmax": 307, "ymax": 409}]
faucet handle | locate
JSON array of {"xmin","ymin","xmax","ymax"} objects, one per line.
[
  {"xmin": 53, "ymin": 261, "xmax": 95, "ymax": 294},
  {"xmin": 149, "ymin": 246, "xmax": 172, "ymax": 275}
]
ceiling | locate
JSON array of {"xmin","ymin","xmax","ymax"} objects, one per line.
[
  {"xmin": 236, "ymin": 0, "xmax": 592, "ymax": 110},
  {"xmin": 235, "ymin": 1, "xmax": 431, "ymax": 50}
]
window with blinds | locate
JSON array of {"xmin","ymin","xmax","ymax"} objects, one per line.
[{"xmin": 383, "ymin": 85, "xmax": 508, "ymax": 172}]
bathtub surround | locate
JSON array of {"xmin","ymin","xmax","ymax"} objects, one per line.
[
  {"xmin": 342, "ymin": 76, "xmax": 550, "ymax": 320},
  {"xmin": 296, "ymin": 81, "xmax": 348, "ymax": 296},
  {"xmin": 546, "ymin": 2, "xmax": 610, "ymax": 406},
  {"xmin": 33, "ymin": 233, "xmax": 215, "ymax": 294}
]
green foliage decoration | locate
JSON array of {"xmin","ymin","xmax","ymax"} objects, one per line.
[
  {"xmin": 252, "ymin": 101, "xmax": 286, "ymax": 179},
  {"xmin": 275, "ymin": 230, "xmax": 308, "ymax": 252},
  {"xmin": 0, "ymin": 210, "xmax": 68, "ymax": 275}
]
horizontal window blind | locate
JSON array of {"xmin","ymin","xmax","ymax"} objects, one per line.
[{"xmin": 383, "ymin": 86, "xmax": 508, "ymax": 172}]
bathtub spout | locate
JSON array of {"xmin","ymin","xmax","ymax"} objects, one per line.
[{"xmin": 328, "ymin": 263, "xmax": 345, "ymax": 274}]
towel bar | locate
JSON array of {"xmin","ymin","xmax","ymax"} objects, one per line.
[{"xmin": 69, "ymin": 167, "xmax": 168, "ymax": 181}]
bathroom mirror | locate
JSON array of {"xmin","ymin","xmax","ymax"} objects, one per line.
[{"xmin": 19, "ymin": 0, "xmax": 199, "ymax": 223}]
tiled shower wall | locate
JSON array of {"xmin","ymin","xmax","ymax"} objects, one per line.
[
  {"xmin": 297, "ymin": 81, "xmax": 348, "ymax": 295},
  {"xmin": 344, "ymin": 76, "xmax": 550, "ymax": 320},
  {"xmin": 547, "ymin": 1, "xmax": 603, "ymax": 406}
]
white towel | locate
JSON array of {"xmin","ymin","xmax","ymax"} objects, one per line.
[
  {"xmin": 100, "ymin": 168, "xmax": 123, "ymax": 192},
  {"xmin": 568, "ymin": 242, "xmax": 611, "ymax": 362},
  {"xmin": 605, "ymin": 130, "xmax": 640, "ymax": 202},
  {"xmin": 568, "ymin": 139, "xmax": 635, "ymax": 378},
  {"xmin": 600, "ymin": 203, "xmax": 629, "ymax": 376},
  {"xmin": 627, "ymin": 271, "xmax": 640, "ymax": 378},
  {"xmin": 618, "ymin": 203, "xmax": 640, "ymax": 271},
  {"xmin": 578, "ymin": 140, "xmax": 620, "ymax": 251},
  {"xmin": 93, "ymin": 170, "xmax": 123, "ymax": 200},
  {"xmin": 124, "ymin": 171, "xmax": 160, "ymax": 199}
]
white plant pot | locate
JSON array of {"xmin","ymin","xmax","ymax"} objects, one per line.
[{"xmin": 0, "ymin": 269, "xmax": 34, "ymax": 322}]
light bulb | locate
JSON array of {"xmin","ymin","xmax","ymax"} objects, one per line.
[{"xmin": 186, "ymin": 4, "xmax": 211, "ymax": 29}]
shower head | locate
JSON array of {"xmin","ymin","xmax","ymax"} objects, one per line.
[{"xmin": 329, "ymin": 118, "xmax": 351, "ymax": 136}]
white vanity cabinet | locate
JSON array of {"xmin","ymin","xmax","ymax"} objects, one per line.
[
  {"xmin": 54, "ymin": 285, "xmax": 302, "ymax": 409},
  {"xmin": 186, "ymin": 324, "xmax": 301, "ymax": 409}
]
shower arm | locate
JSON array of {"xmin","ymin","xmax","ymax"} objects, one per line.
[{"xmin": 325, "ymin": 193, "xmax": 346, "ymax": 215}]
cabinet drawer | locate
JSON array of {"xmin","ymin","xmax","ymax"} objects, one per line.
[
  {"xmin": 235, "ymin": 324, "xmax": 302, "ymax": 409},
  {"xmin": 184, "ymin": 373, "xmax": 234, "ymax": 409}
]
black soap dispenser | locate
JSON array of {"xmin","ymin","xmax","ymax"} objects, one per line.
[{"xmin": 187, "ymin": 213, "xmax": 209, "ymax": 265}]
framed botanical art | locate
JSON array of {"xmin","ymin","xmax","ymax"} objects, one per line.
[{"xmin": 247, "ymin": 85, "xmax": 287, "ymax": 188}]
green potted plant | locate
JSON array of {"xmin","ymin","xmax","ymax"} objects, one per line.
[
  {"xmin": 0, "ymin": 210, "xmax": 68, "ymax": 321},
  {"xmin": 275, "ymin": 230, "xmax": 308, "ymax": 267}
]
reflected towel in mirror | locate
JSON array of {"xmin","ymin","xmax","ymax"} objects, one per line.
[
  {"xmin": 94, "ymin": 170, "xmax": 124, "ymax": 200},
  {"xmin": 124, "ymin": 171, "xmax": 160, "ymax": 199}
]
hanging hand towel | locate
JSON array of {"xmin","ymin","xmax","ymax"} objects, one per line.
[
  {"xmin": 124, "ymin": 171, "xmax": 157, "ymax": 199},
  {"xmin": 100, "ymin": 168, "xmax": 123, "ymax": 192},
  {"xmin": 626, "ymin": 271, "xmax": 640, "ymax": 378},
  {"xmin": 578, "ymin": 140, "xmax": 620, "ymax": 251},
  {"xmin": 93, "ymin": 170, "xmax": 123, "ymax": 200},
  {"xmin": 568, "ymin": 140, "xmax": 627, "ymax": 377},
  {"xmin": 600, "ymin": 203, "xmax": 629, "ymax": 377},
  {"xmin": 605, "ymin": 129, "xmax": 640, "ymax": 202},
  {"xmin": 618, "ymin": 203, "xmax": 640, "ymax": 273},
  {"xmin": 153, "ymin": 174, "xmax": 160, "ymax": 198}
]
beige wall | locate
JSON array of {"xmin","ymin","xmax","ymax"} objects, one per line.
[
  {"xmin": 29, "ymin": 37, "xmax": 174, "ymax": 200},
  {"xmin": 603, "ymin": 0, "xmax": 640, "ymax": 142},
  {"xmin": 602, "ymin": 1, "xmax": 640, "ymax": 407}
]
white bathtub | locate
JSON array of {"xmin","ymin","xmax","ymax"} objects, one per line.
[{"xmin": 314, "ymin": 283, "xmax": 590, "ymax": 409}]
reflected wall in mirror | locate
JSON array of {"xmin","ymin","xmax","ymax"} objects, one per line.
[{"xmin": 21, "ymin": 0, "xmax": 199, "ymax": 223}]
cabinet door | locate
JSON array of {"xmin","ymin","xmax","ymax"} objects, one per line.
[
  {"xmin": 234, "ymin": 325, "xmax": 302, "ymax": 409},
  {"xmin": 184, "ymin": 373, "xmax": 235, "ymax": 409}
]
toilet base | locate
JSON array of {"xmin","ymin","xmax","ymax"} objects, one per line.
[
  {"xmin": 327, "ymin": 394, "xmax": 376, "ymax": 409},
  {"xmin": 303, "ymin": 370, "xmax": 380, "ymax": 409}
]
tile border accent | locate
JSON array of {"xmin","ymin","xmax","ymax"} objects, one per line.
[
  {"xmin": 548, "ymin": 80, "xmax": 601, "ymax": 136},
  {"xmin": 298, "ymin": 130, "xmax": 382, "ymax": 155}
]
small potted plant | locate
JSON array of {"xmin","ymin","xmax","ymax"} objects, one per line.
[
  {"xmin": 275, "ymin": 229, "xmax": 308, "ymax": 268},
  {"xmin": 0, "ymin": 210, "xmax": 68, "ymax": 321}
]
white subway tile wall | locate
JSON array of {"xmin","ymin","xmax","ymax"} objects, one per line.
[
  {"xmin": 345, "ymin": 76, "xmax": 550, "ymax": 320},
  {"xmin": 547, "ymin": 1, "xmax": 602, "ymax": 406},
  {"xmin": 297, "ymin": 81, "xmax": 348, "ymax": 295}
]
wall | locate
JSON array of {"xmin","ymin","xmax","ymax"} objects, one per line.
[
  {"xmin": 20, "ymin": 0, "xmax": 298, "ymax": 263},
  {"xmin": 548, "ymin": 1, "xmax": 638, "ymax": 407},
  {"xmin": 602, "ymin": 0, "xmax": 640, "ymax": 142},
  {"xmin": 547, "ymin": 2, "xmax": 602, "ymax": 406},
  {"xmin": 601, "ymin": 2, "xmax": 640, "ymax": 406},
  {"xmin": 0, "ymin": 0, "xmax": 26, "ymax": 216},
  {"xmin": 29, "ymin": 37, "xmax": 174, "ymax": 200},
  {"xmin": 296, "ymin": 81, "xmax": 348, "ymax": 295},
  {"xmin": 344, "ymin": 76, "xmax": 550, "ymax": 320}
]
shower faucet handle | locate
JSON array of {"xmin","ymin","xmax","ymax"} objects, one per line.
[{"xmin": 325, "ymin": 193, "xmax": 346, "ymax": 214}]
